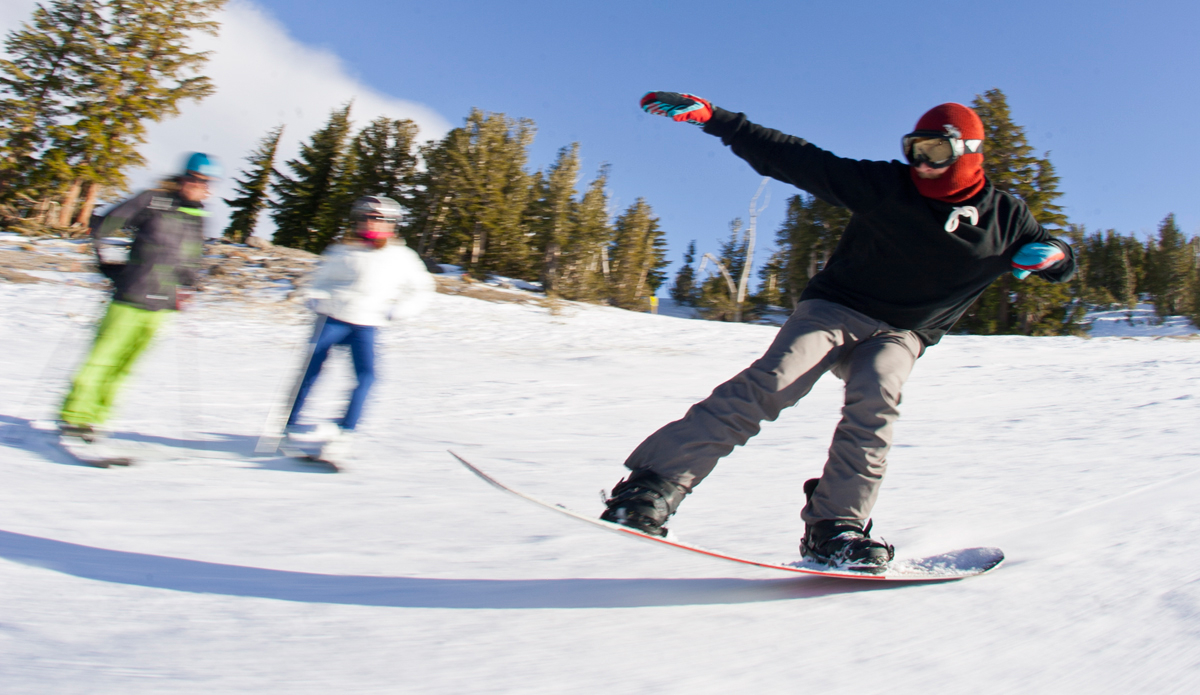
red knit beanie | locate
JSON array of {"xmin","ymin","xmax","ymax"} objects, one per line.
[{"xmin": 909, "ymin": 103, "xmax": 985, "ymax": 203}]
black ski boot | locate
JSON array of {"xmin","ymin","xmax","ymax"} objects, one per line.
[
  {"xmin": 800, "ymin": 478, "xmax": 894, "ymax": 574},
  {"xmin": 600, "ymin": 470, "xmax": 687, "ymax": 537}
]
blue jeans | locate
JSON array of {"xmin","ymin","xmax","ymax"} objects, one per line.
[{"xmin": 287, "ymin": 316, "xmax": 377, "ymax": 431}]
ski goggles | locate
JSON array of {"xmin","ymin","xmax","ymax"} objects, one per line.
[
  {"xmin": 902, "ymin": 130, "xmax": 983, "ymax": 168},
  {"xmin": 357, "ymin": 215, "xmax": 397, "ymax": 239},
  {"xmin": 181, "ymin": 173, "xmax": 213, "ymax": 187}
]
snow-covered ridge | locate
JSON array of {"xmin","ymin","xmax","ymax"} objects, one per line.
[
  {"xmin": 5, "ymin": 231, "xmax": 1196, "ymax": 337},
  {"xmin": 1082, "ymin": 304, "xmax": 1199, "ymax": 337}
]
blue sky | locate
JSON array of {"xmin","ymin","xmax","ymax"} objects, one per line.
[
  {"xmin": 272, "ymin": 0, "xmax": 1195, "ymax": 273},
  {"xmin": 11, "ymin": 0, "xmax": 1200, "ymax": 280}
]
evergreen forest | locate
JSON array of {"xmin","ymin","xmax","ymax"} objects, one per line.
[
  {"xmin": 234, "ymin": 104, "xmax": 669, "ymax": 309},
  {"xmin": 0, "ymin": 2, "xmax": 1196, "ymax": 329}
]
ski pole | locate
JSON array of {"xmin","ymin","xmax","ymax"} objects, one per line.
[
  {"xmin": 255, "ymin": 314, "xmax": 327, "ymax": 453},
  {"xmin": 174, "ymin": 310, "xmax": 204, "ymax": 443},
  {"xmin": 4, "ymin": 288, "xmax": 107, "ymax": 445}
]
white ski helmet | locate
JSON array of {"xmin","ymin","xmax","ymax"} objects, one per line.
[{"xmin": 351, "ymin": 195, "xmax": 402, "ymax": 223}]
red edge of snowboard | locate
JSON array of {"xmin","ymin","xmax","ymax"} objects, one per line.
[{"xmin": 449, "ymin": 451, "xmax": 1003, "ymax": 582}]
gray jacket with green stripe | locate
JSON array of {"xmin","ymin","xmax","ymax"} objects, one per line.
[{"xmin": 91, "ymin": 188, "xmax": 208, "ymax": 312}]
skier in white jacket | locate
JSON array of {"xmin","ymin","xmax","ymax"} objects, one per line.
[{"xmin": 286, "ymin": 196, "xmax": 435, "ymax": 462}]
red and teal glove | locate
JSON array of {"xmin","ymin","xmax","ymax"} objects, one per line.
[
  {"xmin": 640, "ymin": 91, "xmax": 713, "ymax": 126},
  {"xmin": 1011, "ymin": 242, "xmax": 1066, "ymax": 279}
]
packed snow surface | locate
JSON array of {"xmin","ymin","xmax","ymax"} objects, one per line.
[{"xmin": 1, "ymin": 282, "xmax": 1199, "ymax": 694}]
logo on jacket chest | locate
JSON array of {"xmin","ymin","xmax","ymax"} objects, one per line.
[
  {"xmin": 148, "ymin": 196, "xmax": 174, "ymax": 211},
  {"xmin": 945, "ymin": 206, "xmax": 979, "ymax": 233}
]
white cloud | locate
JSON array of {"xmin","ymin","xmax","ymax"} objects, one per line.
[
  {"xmin": 2, "ymin": 0, "xmax": 453, "ymax": 237},
  {"xmin": 0, "ymin": 1, "xmax": 37, "ymax": 36}
]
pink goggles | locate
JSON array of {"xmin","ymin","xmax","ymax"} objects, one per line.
[
  {"xmin": 359, "ymin": 228, "xmax": 395, "ymax": 240},
  {"xmin": 358, "ymin": 215, "xmax": 397, "ymax": 240}
]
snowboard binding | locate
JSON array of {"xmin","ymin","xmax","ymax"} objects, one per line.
[
  {"xmin": 600, "ymin": 470, "xmax": 687, "ymax": 537},
  {"xmin": 800, "ymin": 478, "xmax": 894, "ymax": 574}
]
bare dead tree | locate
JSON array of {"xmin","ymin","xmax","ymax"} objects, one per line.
[
  {"xmin": 699, "ymin": 177, "xmax": 770, "ymax": 322},
  {"xmin": 736, "ymin": 178, "xmax": 771, "ymax": 311}
]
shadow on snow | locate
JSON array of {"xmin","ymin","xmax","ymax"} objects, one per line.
[
  {"xmin": 0, "ymin": 529, "xmax": 917, "ymax": 609},
  {"xmin": 0, "ymin": 413, "xmax": 326, "ymax": 473}
]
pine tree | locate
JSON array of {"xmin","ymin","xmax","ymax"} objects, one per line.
[
  {"xmin": 524, "ymin": 169, "xmax": 549, "ymax": 261},
  {"xmin": 771, "ymin": 193, "xmax": 850, "ymax": 308},
  {"xmin": 1126, "ymin": 236, "xmax": 1148, "ymax": 297},
  {"xmin": 972, "ymin": 90, "xmax": 1065, "ymax": 226},
  {"xmin": 342, "ymin": 116, "xmax": 419, "ymax": 240},
  {"xmin": 408, "ymin": 139, "xmax": 455, "ymax": 259},
  {"xmin": 223, "ymin": 125, "xmax": 282, "ymax": 243},
  {"xmin": 1144, "ymin": 213, "xmax": 1195, "ymax": 317},
  {"xmin": 531, "ymin": 143, "xmax": 580, "ymax": 294},
  {"xmin": 670, "ymin": 240, "xmax": 700, "ymax": 306},
  {"xmin": 1, "ymin": 1, "xmax": 225, "ymax": 228},
  {"xmin": 1080, "ymin": 228, "xmax": 1138, "ymax": 309},
  {"xmin": 51, "ymin": 0, "xmax": 227, "ymax": 225},
  {"xmin": 271, "ymin": 103, "xmax": 354, "ymax": 252},
  {"xmin": 958, "ymin": 88, "xmax": 1077, "ymax": 335},
  {"xmin": 609, "ymin": 198, "xmax": 668, "ymax": 310},
  {"xmin": 555, "ymin": 165, "xmax": 613, "ymax": 302},
  {"xmin": 1078, "ymin": 229, "xmax": 1106, "ymax": 305},
  {"xmin": 422, "ymin": 109, "xmax": 536, "ymax": 277},
  {"xmin": 319, "ymin": 139, "xmax": 361, "ymax": 243},
  {"xmin": 1189, "ymin": 237, "xmax": 1200, "ymax": 329},
  {"xmin": 0, "ymin": 0, "xmax": 102, "ymax": 205},
  {"xmin": 1114, "ymin": 238, "xmax": 1140, "ymax": 309}
]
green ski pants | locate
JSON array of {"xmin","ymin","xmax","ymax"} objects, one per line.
[{"xmin": 60, "ymin": 301, "xmax": 170, "ymax": 426}]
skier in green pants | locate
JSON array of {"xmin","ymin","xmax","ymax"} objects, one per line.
[{"xmin": 59, "ymin": 153, "xmax": 221, "ymax": 441}]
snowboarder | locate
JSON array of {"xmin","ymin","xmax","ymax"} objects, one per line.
[
  {"xmin": 59, "ymin": 152, "xmax": 222, "ymax": 443},
  {"xmin": 285, "ymin": 195, "xmax": 435, "ymax": 464},
  {"xmin": 601, "ymin": 92, "xmax": 1076, "ymax": 573}
]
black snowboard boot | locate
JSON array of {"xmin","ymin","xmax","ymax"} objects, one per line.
[
  {"xmin": 800, "ymin": 478, "xmax": 894, "ymax": 574},
  {"xmin": 600, "ymin": 470, "xmax": 687, "ymax": 537}
]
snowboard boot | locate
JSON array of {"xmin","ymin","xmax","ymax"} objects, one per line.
[
  {"xmin": 600, "ymin": 470, "xmax": 687, "ymax": 537},
  {"xmin": 800, "ymin": 478, "xmax": 894, "ymax": 574}
]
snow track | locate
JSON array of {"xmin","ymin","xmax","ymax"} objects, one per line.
[{"xmin": 1, "ymin": 282, "xmax": 1198, "ymax": 694}]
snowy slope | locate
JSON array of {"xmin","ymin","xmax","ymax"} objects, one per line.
[
  {"xmin": 1083, "ymin": 303, "xmax": 1199, "ymax": 337},
  {"xmin": 1, "ymin": 282, "xmax": 1199, "ymax": 694}
]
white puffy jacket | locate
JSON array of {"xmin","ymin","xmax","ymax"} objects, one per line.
[{"xmin": 303, "ymin": 241, "xmax": 435, "ymax": 326}]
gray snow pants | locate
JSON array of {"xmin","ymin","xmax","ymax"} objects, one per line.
[{"xmin": 623, "ymin": 299, "xmax": 924, "ymax": 524}]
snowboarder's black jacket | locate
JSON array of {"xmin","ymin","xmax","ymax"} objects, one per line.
[
  {"xmin": 703, "ymin": 107, "xmax": 1076, "ymax": 346},
  {"xmin": 91, "ymin": 188, "xmax": 207, "ymax": 312}
]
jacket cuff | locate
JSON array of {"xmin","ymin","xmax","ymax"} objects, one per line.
[
  {"xmin": 1045, "ymin": 238, "xmax": 1072, "ymax": 269},
  {"xmin": 1034, "ymin": 238, "xmax": 1077, "ymax": 282},
  {"xmin": 703, "ymin": 106, "xmax": 744, "ymax": 138}
]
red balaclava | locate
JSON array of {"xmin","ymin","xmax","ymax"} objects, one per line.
[{"xmin": 909, "ymin": 103, "xmax": 985, "ymax": 203}]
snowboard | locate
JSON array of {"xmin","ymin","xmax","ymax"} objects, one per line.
[{"xmin": 450, "ymin": 452, "xmax": 1004, "ymax": 581}]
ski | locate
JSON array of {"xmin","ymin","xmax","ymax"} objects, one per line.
[
  {"xmin": 450, "ymin": 451, "xmax": 1003, "ymax": 581},
  {"xmin": 278, "ymin": 445, "xmax": 340, "ymax": 472},
  {"xmin": 57, "ymin": 436, "xmax": 134, "ymax": 468}
]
